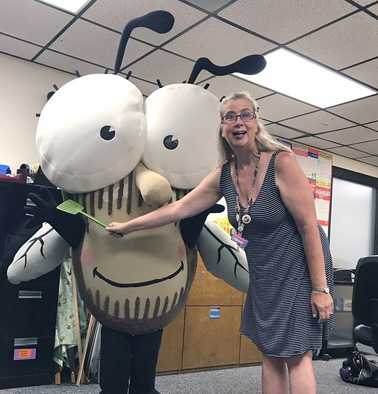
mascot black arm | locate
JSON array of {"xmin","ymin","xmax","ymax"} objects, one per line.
[
  {"xmin": 180, "ymin": 204, "xmax": 224, "ymax": 249},
  {"xmin": 24, "ymin": 187, "xmax": 85, "ymax": 249}
]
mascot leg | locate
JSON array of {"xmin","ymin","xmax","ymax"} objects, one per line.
[
  {"xmin": 100, "ymin": 326, "xmax": 163, "ymax": 394},
  {"xmin": 129, "ymin": 329, "xmax": 163, "ymax": 394}
]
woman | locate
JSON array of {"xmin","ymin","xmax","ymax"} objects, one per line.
[{"xmin": 107, "ymin": 91, "xmax": 334, "ymax": 393}]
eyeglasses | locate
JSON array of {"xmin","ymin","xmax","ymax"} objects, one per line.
[{"xmin": 221, "ymin": 110, "xmax": 256, "ymax": 124}]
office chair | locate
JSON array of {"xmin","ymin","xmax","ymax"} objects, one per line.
[{"xmin": 352, "ymin": 255, "xmax": 378, "ymax": 354}]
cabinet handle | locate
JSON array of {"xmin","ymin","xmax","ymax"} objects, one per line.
[
  {"xmin": 14, "ymin": 337, "xmax": 38, "ymax": 346},
  {"xmin": 18, "ymin": 290, "xmax": 42, "ymax": 299}
]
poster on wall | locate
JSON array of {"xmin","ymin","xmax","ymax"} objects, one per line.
[{"xmin": 278, "ymin": 139, "xmax": 333, "ymax": 236}]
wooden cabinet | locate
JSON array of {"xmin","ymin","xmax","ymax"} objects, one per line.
[
  {"xmin": 156, "ymin": 309, "xmax": 184, "ymax": 372},
  {"xmin": 182, "ymin": 306, "xmax": 241, "ymax": 369},
  {"xmin": 240, "ymin": 334, "xmax": 263, "ymax": 364},
  {"xmin": 187, "ymin": 257, "xmax": 243, "ymax": 306},
  {"xmin": 156, "ymin": 254, "xmax": 262, "ymax": 373}
]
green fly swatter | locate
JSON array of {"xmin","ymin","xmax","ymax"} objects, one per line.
[{"xmin": 57, "ymin": 199, "xmax": 108, "ymax": 228}]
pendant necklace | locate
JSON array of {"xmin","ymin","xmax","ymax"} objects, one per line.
[{"xmin": 231, "ymin": 150, "xmax": 261, "ymax": 248}]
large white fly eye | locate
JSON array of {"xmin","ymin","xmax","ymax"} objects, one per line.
[
  {"xmin": 143, "ymin": 84, "xmax": 220, "ymax": 189},
  {"xmin": 37, "ymin": 74, "xmax": 146, "ymax": 193}
]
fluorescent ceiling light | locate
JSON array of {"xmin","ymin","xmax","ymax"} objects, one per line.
[
  {"xmin": 234, "ymin": 48, "xmax": 375, "ymax": 108},
  {"xmin": 36, "ymin": 0, "xmax": 90, "ymax": 14}
]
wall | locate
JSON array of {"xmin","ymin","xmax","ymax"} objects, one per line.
[
  {"xmin": 0, "ymin": 54, "xmax": 74, "ymax": 172},
  {"xmin": 2, "ymin": 52, "xmax": 378, "ymax": 181}
]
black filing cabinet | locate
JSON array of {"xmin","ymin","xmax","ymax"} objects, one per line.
[{"xmin": 0, "ymin": 181, "xmax": 62, "ymax": 388}]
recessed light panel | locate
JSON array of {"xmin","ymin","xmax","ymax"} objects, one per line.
[
  {"xmin": 36, "ymin": 0, "xmax": 90, "ymax": 14},
  {"xmin": 234, "ymin": 48, "xmax": 376, "ymax": 108}
]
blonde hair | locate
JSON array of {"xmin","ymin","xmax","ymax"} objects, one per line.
[{"xmin": 217, "ymin": 91, "xmax": 292, "ymax": 164}]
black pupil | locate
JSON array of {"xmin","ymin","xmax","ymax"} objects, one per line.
[
  {"xmin": 163, "ymin": 135, "xmax": 179, "ymax": 150},
  {"xmin": 101, "ymin": 125, "xmax": 115, "ymax": 141}
]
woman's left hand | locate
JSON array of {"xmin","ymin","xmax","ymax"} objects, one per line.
[
  {"xmin": 311, "ymin": 292, "xmax": 334, "ymax": 323},
  {"xmin": 106, "ymin": 222, "xmax": 127, "ymax": 238}
]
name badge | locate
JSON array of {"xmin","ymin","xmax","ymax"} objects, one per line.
[{"xmin": 231, "ymin": 233, "xmax": 249, "ymax": 248}]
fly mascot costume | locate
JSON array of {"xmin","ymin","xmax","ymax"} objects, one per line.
[{"xmin": 7, "ymin": 10, "xmax": 265, "ymax": 394}]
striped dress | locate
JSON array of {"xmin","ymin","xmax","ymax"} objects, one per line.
[{"xmin": 220, "ymin": 150, "xmax": 334, "ymax": 357}]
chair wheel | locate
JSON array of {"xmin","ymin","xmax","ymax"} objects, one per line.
[{"xmin": 322, "ymin": 353, "xmax": 331, "ymax": 361}]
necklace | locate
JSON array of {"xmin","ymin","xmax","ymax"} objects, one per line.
[{"xmin": 234, "ymin": 150, "xmax": 261, "ymax": 236}]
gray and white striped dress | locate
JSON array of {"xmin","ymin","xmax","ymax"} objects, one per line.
[{"xmin": 220, "ymin": 150, "xmax": 334, "ymax": 357}]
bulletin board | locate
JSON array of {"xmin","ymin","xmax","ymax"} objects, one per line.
[{"xmin": 278, "ymin": 139, "xmax": 333, "ymax": 235}]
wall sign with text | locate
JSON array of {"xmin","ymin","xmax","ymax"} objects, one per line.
[{"xmin": 279, "ymin": 139, "xmax": 333, "ymax": 234}]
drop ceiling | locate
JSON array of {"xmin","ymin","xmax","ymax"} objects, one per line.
[{"xmin": 1, "ymin": 0, "xmax": 377, "ymax": 167}]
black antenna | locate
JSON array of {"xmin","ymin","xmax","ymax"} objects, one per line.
[
  {"xmin": 156, "ymin": 79, "xmax": 163, "ymax": 88},
  {"xmin": 187, "ymin": 55, "xmax": 267, "ymax": 85},
  {"xmin": 114, "ymin": 10, "xmax": 174, "ymax": 75},
  {"xmin": 53, "ymin": 84, "xmax": 59, "ymax": 91},
  {"xmin": 75, "ymin": 70, "xmax": 81, "ymax": 78},
  {"xmin": 126, "ymin": 71, "xmax": 132, "ymax": 80}
]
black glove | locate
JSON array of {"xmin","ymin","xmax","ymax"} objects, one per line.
[
  {"xmin": 180, "ymin": 204, "xmax": 225, "ymax": 249},
  {"xmin": 24, "ymin": 187, "xmax": 85, "ymax": 249},
  {"xmin": 24, "ymin": 187, "xmax": 60, "ymax": 228}
]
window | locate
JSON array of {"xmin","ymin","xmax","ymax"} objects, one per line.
[{"xmin": 329, "ymin": 167, "xmax": 378, "ymax": 269}]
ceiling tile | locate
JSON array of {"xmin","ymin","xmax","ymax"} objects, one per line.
[
  {"xmin": 354, "ymin": 0, "xmax": 377, "ymax": 5},
  {"xmin": 328, "ymin": 95, "xmax": 378, "ymax": 124},
  {"xmin": 82, "ymin": 0, "xmax": 207, "ymax": 45},
  {"xmin": 184, "ymin": 0, "xmax": 232, "ymax": 13},
  {"xmin": 36, "ymin": 49, "xmax": 106, "ymax": 75},
  {"xmin": 1, "ymin": 0, "xmax": 378, "ymax": 169},
  {"xmin": 0, "ymin": 35, "xmax": 42, "ymax": 61},
  {"xmin": 281, "ymin": 111, "xmax": 356, "ymax": 134},
  {"xmin": 218, "ymin": 0, "xmax": 355, "ymax": 44},
  {"xmin": 288, "ymin": 12, "xmax": 378, "ymax": 69},
  {"xmin": 163, "ymin": 17, "xmax": 275, "ymax": 65},
  {"xmin": 367, "ymin": 4, "xmax": 378, "ymax": 13},
  {"xmin": 319, "ymin": 126, "xmax": 378, "ymax": 145},
  {"xmin": 0, "ymin": 0, "xmax": 73, "ymax": 45},
  {"xmin": 292, "ymin": 136, "xmax": 341, "ymax": 150},
  {"xmin": 327, "ymin": 146, "xmax": 371, "ymax": 159},
  {"xmin": 350, "ymin": 139, "xmax": 378, "ymax": 155},
  {"xmin": 365, "ymin": 121, "xmax": 378, "ymax": 132},
  {"xmin": 198, "ymin": 75, "xmax": 273, "ymax": 101},
  {"xmin": 47, "ymin": 19, "xmax": 153, "ymax": 70},
  {"xmin": 128, "ymin": 50, "xmax": 196, "ymax": 86},
  {"xmin": 342, "ymin": 58, "xmax": 378, "ymax": 90},
  {"xmin": 358, "ymin": 156, "xmax": 378, "ymax": 166},
  {"xmin": 129, "ymin": 76, "xmax": 160, "ymax": 97},
  {"xmin": 265, "ymin": 124, "xmax": 307, "ymax": 140},
  {"xmin": 256, "ymin": 94, "xmax": 316, "ymax": 122}
]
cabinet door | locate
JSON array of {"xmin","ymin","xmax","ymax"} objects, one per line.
[
  {"xmin": 182, "ymin": 306, "xmax": 241, "ymax": 369},
  {"xmin": 239, "ymin": 334, "xmax": 262, "ymax": 364},
  {"xmin": 156, "ymin": 309, "xmax": 184, "ymax": 373},
  {"xmin": 187, "ymin": 256, "xmax": 243, "ymax": 306},
  {"xmin": 0, "ymin": 281, "xmax": 59, "ymax": 331},
  {"xmin": 0, "ymin": 328, "xmax": 55, "ymax": 388}
]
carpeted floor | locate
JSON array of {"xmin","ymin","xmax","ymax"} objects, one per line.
[{"xmin": 1, "ymin": 347, "xmax": 377, "ymax": 393}]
